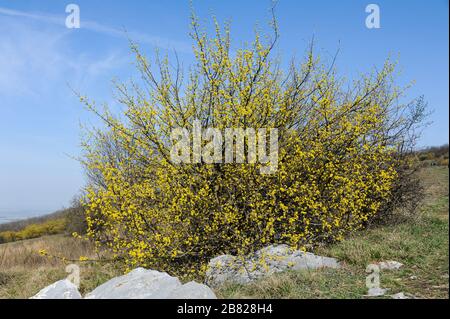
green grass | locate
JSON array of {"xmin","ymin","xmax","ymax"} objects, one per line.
[{"xmin": 217, "ymin": 167, "xmax": 449, "ymax": 299}]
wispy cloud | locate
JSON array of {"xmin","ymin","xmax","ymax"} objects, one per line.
[
  {"xmin": 0, "ymin": 6, "xmax": 192, "ymax": 53},
  {"xmin": 0, "ymin": 18, "xmax": 127, "ymax": 98},
  {"xmin": 0, "ymin": 7, "xmax": 63, "ymax": 24}
]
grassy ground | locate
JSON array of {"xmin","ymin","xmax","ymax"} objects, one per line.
[
  {"xmin": 0, "ymin": 166, "xmax": 448, "ymax": 299},
  {"xmin": 217, "ymin": 166, "xmax": 449, "ymax": 299},
  {"xmin": 0, "ymin": 235, "xmax": 122, "ymax": 298}
]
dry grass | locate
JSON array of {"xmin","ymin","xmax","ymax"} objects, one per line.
[
  {"xmin": 0, "ymin": 235, "xmax": 95, "ymax": 269},
  {"xmin": 0, "ymin": 235, "xmax": 122, "ymax": 298}
]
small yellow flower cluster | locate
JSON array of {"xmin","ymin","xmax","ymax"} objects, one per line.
[{"xmin": 39, "ymin": 249, "xmax": 48, "ymax": 256}]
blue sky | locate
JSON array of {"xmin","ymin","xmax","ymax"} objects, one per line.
[{"xmin": 0, "ymin": 0, "xmax": 448, "ymax": 219}]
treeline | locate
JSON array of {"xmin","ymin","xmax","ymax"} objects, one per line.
[{"xmin": 416, "ymin": 144, "xmax": 449, "ymax": 166}]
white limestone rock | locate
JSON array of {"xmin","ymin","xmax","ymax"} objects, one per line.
[
  {"xmin": 378, "ymin": 260, "xmax": 404, "ymax": 270},
  {"xmin": 30, "ymin": 279, "xmax": 81, "ymax": 299},
  {"xmin": 366, "ymin": 287, "xmax": 389, "ymax": 297},
  {"xmin": 167, "ymin": 281, "xmax": 217, "ymax": 299},
  {"xmin": 85, "ymin": 268, "xmax": 181, "ymax": 299}
]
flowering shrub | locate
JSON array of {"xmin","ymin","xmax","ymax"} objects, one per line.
[
  {"xmin": 0, "ymin": 218, "xmax": 66, "ymax": 243},
  {"xmin": 79, "ymin": 15, "xmax": 425, "ymax": 277}
]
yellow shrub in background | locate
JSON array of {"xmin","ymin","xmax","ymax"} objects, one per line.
[
  {"xmin": 0, "ymin": 219, "xmax": 66, "ymax": 243},
  {"xmin": 79, "ymin": 15, "xmax": 426, "ymax": 277}
]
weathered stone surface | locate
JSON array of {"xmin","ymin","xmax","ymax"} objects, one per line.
[
  {"xmin": 205, "ymin": 244, "xmax": 340, "ymax": 287},
  {"xmin": 366, "ymin": 287, "xmax": 388, "ymax": 297},
  {"xmin": 33, "ymin": 268, "xmax": 217, "ymax": 299},
  {"xmin": 377, "ymin": 260, "xmax": 403, "ymax": 270},
  {"xmin": 85, "ymin": 268, "xmax": 181, "ymax": 299},
  {"xmin": 167, "ymin": 281, "xmax": 217, "ymax": 299},
  {"xmin": 391, "ymin": 292, "xmax": 414, "ymax": 299},
  {"xmin": 30, "ymin": 279, "xmax": 81, "ymax": 299}
]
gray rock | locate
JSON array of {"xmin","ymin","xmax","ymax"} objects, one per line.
[
  {"xmin": 32, "ymin": 268, "xmax": 217, "ymax": 299},
  {"xmin": 206, "ymin": 254, "xmax": 242, "ymax": 286},
  {"xmin": 391, "ymin": 292, "xmax": 414, "ymax": 299},
  {"xmin": 85, "ymin": 268, "xmax": 181, "ymax": 299},
  {"xmin": 168, "ymin": 281, "xmax": 217, "ymax": 299},
  {"xmin": 205, "ymin": 244, "xmax": 340, "ymax": 287},
  {"xmin": 366, "ymin": 287, "xmax": 388, "ymax": 297},
  {"xmin": 377, "ymin": 260, "xmax": 403, "ymax": 270},
  {"xmin": 30, "ymin": 279, "xmax": 81, "ymax": 299}
]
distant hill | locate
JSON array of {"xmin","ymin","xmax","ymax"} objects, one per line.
[
  {"xmin": 0, "ymin": 203, "xmax": 86, "ymax": 243},
  {"xmin": 0, "ymin": 209, "xmax": 68, "ymax": 233}
]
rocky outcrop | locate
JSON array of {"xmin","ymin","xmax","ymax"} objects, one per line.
[
  {"xmin": 31, "ymin": 268, "xmax": 216, "ymax": 299},
  {"xmin": 167, "ymin": 281, "xmax": 218, "ymax": 299},
  {"xmin": 391, "ymin": 292, "xmax": 415, "ymax": 299},
  {"xmin": 30, "ymin": 279, "xmax": 82, "ymax": 299},
  {"xmin": 377, "ymin": 260, "xmax": 403, "ymax": 270},
  {"xmin": 205, "ymin": 244, "xmax": 340, "ymax": 287},
  {"xmin": 85, "ymin": 268, "xmax": 183, "ymax": 299},
  {"xmin": 31, "ymin": 245, "xmax": 342, "ymax": 298}
]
